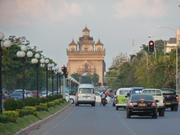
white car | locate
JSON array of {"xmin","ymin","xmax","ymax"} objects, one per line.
[
  {"xmin": 142, "ymin": 88, "xmax": 165, "ymax": 116},
  {"xmin": 75, "ymin": 84, "xmax": 96, "ymax": 106}
]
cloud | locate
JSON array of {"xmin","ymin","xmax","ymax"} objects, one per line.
[
  {"xmin": 114, "ymin": 0, "xmax": 167, "ymax": 18},
  {"xmin": 0, "ymin": 0, "xmax": 82, "ymax": 25}
]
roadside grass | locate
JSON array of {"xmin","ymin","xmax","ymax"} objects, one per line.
[{"xmin": 0, "ymin": 102, "xmax": 68, "ymax": 135}]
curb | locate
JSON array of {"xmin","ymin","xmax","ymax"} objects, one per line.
[{"xmin": 15, "ymin": 103, "xmax": 71, "ymax": 135}]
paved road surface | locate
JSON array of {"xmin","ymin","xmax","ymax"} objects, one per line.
[{"xmin": 28, "ymin": 104, "xmax": 180, "ymax": 135}]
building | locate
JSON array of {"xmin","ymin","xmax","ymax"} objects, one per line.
[
  {"xmin": 67, "ymin": 27, "xmax": 106, "ymax": 85},
  {"xmin": 165, "ymin": 28, "xmax": 180, "ymax": 53},
  {"xmin": 165, "ymin": 37, "xmax": 177, "ymax": 53}
]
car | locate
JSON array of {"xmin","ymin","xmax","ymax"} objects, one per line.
[
  {"xmin": 142, "ymin": 88, "xmax": 165, "ymax": 116},
  {"xmin": 115, "ymin": 88, "xmax": 132, "ymax": 110},
  {"xmin": 75, "ymin": 84, "xmax": 96, "ymax": 106},
  {"xmin": 126, "ymin": 94, "xmax": 158, "ymax": 119},
  {"xmin": 129, "ymin": 87, "xmax": 144, "ymax": 96},
  {"xmin": 10, "ymin": 89, "xmax": 33, "ymax": 100},
  {"xmin": 40, "ymin": 91, "xmax": 53, "ymax": 97},
  {"xmin": 69, "ymin": 90, "xmax": 77, "ymax": 104},
  {"xmin": 161, "ymin": 88, "xmax": 179, "ymax": 111},
  {"xmin": 95, "ymin": 91, "xmax": 101, "ymax": 103}
]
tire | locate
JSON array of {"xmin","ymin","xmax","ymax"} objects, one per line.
[
  {"xmin": 92, "ymin": 102, "xmax": 95, "ymax": 107},
  {"xmin": 171, "ymin": 106, "xmax": 174, "ymax": 111},
  {"xmin": 173, "ymin": 105, "xmax": 178, "ymax": 111},
  {"xmin": 116, "ymin": 106, "xmax": 119, "ymax": 110},
  {"xmin": 75, "ymin": 103, "xmax": 79, "ymax": 106},
  {"xmin": 152, "ymin": 112, "xmax": 157, "ymax": 119},
  {"xmin": 159, "ymin": 109, "xmax": 165, "ymax": 117},
  {"xmin": 126, "ymin": 111, "xmax": 131, "ymax": 118},
  {"xmin": 70, "ymin": 98, "xmax": 74, "ymax": 104}
]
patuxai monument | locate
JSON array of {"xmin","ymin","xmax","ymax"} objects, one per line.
[{"xmin": 67, "ymin": 27, "xmax": 106, "ymax": 85}]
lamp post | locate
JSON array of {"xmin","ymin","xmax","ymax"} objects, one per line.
[
  {"xmin": 31, "ymin": 53, "xmax": 43, "ymax": 98},
  {"xmin": 48, "ymin": 63, "xmax": 55, "ymax": 95},
  {"xmin": 0, "ymin": 33, "xmax": 13, "ymax": 113},
  {"xmin": 44, "ymin": 58, "xmax": 49, "ymax": 97},
  {"xmin": 16, "ymin": 45, "xmax": 33, "ymax": 99}
]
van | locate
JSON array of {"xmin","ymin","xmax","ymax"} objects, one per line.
[
  {"xmin": 115, "ymin": 88, "xmax": 132, "ymax": 110},
  {"xmin": 75, "ymin": 84, "xmax": 96, "ymax": 106}
]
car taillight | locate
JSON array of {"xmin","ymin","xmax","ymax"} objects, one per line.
[
  {"xmin": 151, "ymin": 102, "xmax": 156, "ymax": 107},
  {"xmin": 128, "ymin": 102, "xmax": 133, "ymax": 107},
  {"xmin": 176, "ymin": 95, "xmax": 179, "ymax": 102}
]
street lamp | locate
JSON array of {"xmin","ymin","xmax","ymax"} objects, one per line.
[
  {"xmin": 44, "ymin": 58, "xmax": 49, "ymax": 97},
  {"xmin": 0, "ymin": 33, "xmax": 13, "ymax": 113},
  {"xmin": 31, "ymin": 52, "xmax": 43, "ymax": 98},
  {"xmin": 16, "ymin": 44, "xmax": 33, "ymax": 99},
  {"xmin": 48, "ymin": 63, "xmax": 55, "ymax": 95}
]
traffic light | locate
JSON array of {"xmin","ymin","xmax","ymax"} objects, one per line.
[
  {"xmin": 148, "ymin": 40, "xmax": 155, "ymax": 52},
  {"xmin": 61, "ymin": 65, "xmax": 68, "ymax": 78}
]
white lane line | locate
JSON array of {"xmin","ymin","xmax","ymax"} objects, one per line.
[{"xmin": 117, "ymin": 113, "xmax": 137, "ymax": 135}]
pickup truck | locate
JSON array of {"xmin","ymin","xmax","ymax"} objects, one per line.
[{"xmin": 161, "ymin": 88, "xmax": 179, "ymax": 111}]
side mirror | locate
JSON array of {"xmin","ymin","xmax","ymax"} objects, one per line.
[
  {"xmin": 126, "ymin": 93, "xmax": 130, "ymax": 97},
  {"xmin": 155, "ymin": 100, "xmax": 159, "ymax": 103}
]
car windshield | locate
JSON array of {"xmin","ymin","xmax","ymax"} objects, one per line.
[
  {"xmin": 161, "ymin": 88, "xmax": 176, "ymax": 94},
  {"xmin": 79, "ymin": 88, "xmax": 94, "ymax": 94},
  {"xmin": 143, "ymin": 89, "xmax": 162, "ymax": 96},
  {"xmin": 131, "ymin": 94, "xmax": 154, "ymax": 101},
  {"xmin": 119, "ymin": 90, "xmax": 130, "ymax": 95}
]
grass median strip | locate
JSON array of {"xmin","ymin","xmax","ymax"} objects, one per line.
[{"xmin": 0, "ymin": 102, "xmax": 68, "ymax": 135}]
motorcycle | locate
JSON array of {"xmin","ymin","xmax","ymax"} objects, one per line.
[{"xmin": 101, "ymin": 98, "xmax": 107, "ymax": 106}]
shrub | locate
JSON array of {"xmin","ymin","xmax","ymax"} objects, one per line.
[
  {"xmin": 24, "ymin": 97, "xmax": 40, "ymax": 106},
  {"xmin": 3, "ymin": 111, "xmax": 19, "ymax": 122},
  {"xmin": 47, "ymin": 101, "xmax": 56, "ymax": 107},
  {"xmin": 4, "ymin": 99, "xmax": 24, "ymax": 111},
  {"xmin": 0, "ymin": 114, "xmax": 8, "ymax": 123},
  {"xmin": 18, "ymin": 106, "xmax": 37, "ymax": 117},
  {"xmin": 35, "ymin": 103, "xmax": 48, "ymax": 111}
]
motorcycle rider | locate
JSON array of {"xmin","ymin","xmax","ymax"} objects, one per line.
[{"xmin": 101, "ymin": 91, "xmax": 107, "ymax": 105}]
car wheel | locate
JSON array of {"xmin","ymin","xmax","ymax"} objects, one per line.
[
  {"xmin": 92, "ymin": 103, "xmax": 95, "ymax": 107},
  {"xmin": 152, "ymin": 112, "xmax": 157, "ymax": 119},
  {"xmin": 69, "ymin": 98, "xmax": 74, "ymax": 104},
  {"xmin": 126, "ymin": 111, "xmax": 131, "ymax": 118},
  {"xmin": 171, "ymin": 106, "xmax": 174, "ymax": 111},
  {"xmin": 75, "ymin": 103, "xmax": 79, "ymax": 106},
  {"xmin": 173, "ymin": 105, "xmax": 178, "ymax": 111},
  {"xmin": 116, "ymin": 106, "xmax": 119, "ymax": 110},
  {"xmin": 159, "ymin": 109, "xmax": 165, "ymax": 117}
]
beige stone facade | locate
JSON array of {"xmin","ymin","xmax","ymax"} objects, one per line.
[{"xmin": 67, "ymin": 27, "xmax": 106, "ymax": 85}]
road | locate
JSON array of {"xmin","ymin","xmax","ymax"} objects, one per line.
[{"xmin": 28, "ymin": 103, "xmax": 180, "ymax": 135}]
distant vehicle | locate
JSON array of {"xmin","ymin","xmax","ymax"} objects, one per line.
[
  {"xmin": 142, "ymin": 89, "xmax": 165, "ymax": 116},
  {"xmin": 95, "ymin": 91, "xmax": 101, "ymax": 103},
  {"xmin": 126, "ymin": 94, "xmax": 158, "ymax": 119},
  {"xmin": 115, "ymin": 88, "xmax": 132, "ymax": 110},
  {"xmin": 129, "ymin": 87, "xmax": 144, "ymax": 96},
  {"xmin": 69, "ymin": 90, "xmax": 77, "ymax": 104},
  {"xmin": 40, "ymin": 91, "xmax": 52, "ymax": 97},
  {"xmin": 10, "ymin": 89, "xmax": 33, "ymax": 100},
  {"xmin": 75, "ymin": 84, "xmax": 96, "ymax": 106},
  {"xmin": 161, "ymin": 88, "xmax": 179, "ymax": 111}
]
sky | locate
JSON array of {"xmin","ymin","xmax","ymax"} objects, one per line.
[{"xmin": 0, "ymin": 0, "xmax": 180, "ymax": 70}]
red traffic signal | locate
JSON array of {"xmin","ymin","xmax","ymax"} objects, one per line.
[{"xmin": 148, "ymin": 40, "xmax": 155, "ymax": 52}]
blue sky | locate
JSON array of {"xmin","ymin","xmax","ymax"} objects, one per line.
[{"xmin": 0, "ymin": 0, "xmax": 180, "ymax": 70}]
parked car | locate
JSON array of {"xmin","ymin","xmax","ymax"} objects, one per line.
[
  {"xmin": 142, "ymin": 88, "xmax": 165, "ymax": 116},
  {"xmin": 126, "ymin": 94, "xmax": 158, "ymax": 119},
  {"xmin": 10, "ymin": 89, "xmax": 33, "ymax": 100},
  {"xmin": 161, "ymin": 88, "xmax": 179, "ymax": 111},
  {"xmin": 115, "ymin": 88, "xmax": 132, "ymax": 110},
  {"xmin": 40, "ymin": 91, "xmax": 52, "ymax": 97}
]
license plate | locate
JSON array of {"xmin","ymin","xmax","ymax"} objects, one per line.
[
  {"xmin": 165, "ymin": 102, "xmax": 171, "ymax": 105},
  {"xmin": 138, "ymin": 103, "xmax": 146, "ymax": 107}
]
